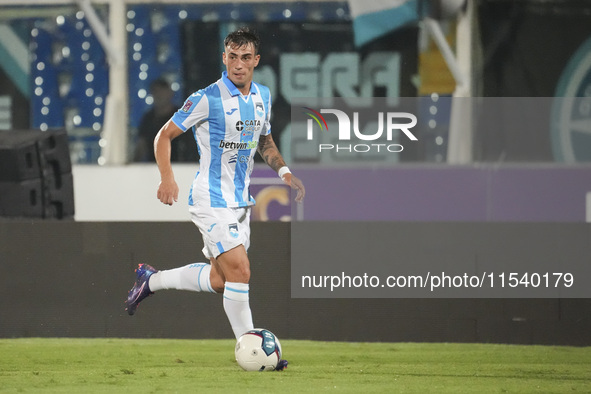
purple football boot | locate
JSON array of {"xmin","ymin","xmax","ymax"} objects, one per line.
[{"xmin": 125, "ymin": 264, "xmax": 158, "ymax": 315}]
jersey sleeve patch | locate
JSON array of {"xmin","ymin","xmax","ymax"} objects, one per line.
[{"xmin": 182, "ymin": 100, "xmax": 194, "ymax": 112}]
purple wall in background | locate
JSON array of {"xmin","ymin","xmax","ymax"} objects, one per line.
[{"xmin": 253, "ymin": 165, "xmax": 591, "ymax": 222}]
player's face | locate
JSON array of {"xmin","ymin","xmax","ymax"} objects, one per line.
[{"xmin": 223, "ymin": 43, "xmax": 260, "ymax": 94}]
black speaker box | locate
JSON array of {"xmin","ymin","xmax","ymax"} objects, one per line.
[
  {"xmin": 0, "ymin": 129, "xmax": 71, "ymax": 182},
  {"xmin": 0, "ymin": 129, "xmax": 74, "ymax": 219},
  {"xmin": 0, "ymin": 178, "xmax": 44, "ymax": 217},
  {"xmin": 43, "ymin": 172, "xmax": 75, "ymax": 219}
]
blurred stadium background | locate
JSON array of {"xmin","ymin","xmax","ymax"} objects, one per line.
[
  {"xmin": 4, "ymin": 0, "xmax": 590, "ymax": 167},
  {"xmin": 0, "ymin": 0, "xmax": 590, "ymax": 345}
]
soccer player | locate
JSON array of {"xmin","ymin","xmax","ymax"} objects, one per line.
[{"xmin": 125, "ymin": 28, "xmax": 304, "ymax": 370}]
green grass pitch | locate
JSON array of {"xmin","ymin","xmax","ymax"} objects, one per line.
[{"xmin": 1, "ymin": 338, "xmax": 590, "ymax": 393}]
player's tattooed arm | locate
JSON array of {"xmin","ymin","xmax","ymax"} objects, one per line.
[
  {"xmin": 257, "ymin": 134, "xmax": 286, "ymax": 172},
  {"xmin": 258, "ymin": 133, "xmax": 306, "ymax": 202}
]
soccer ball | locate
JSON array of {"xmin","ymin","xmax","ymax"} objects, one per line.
[{"xmin": 235, "ymin": 328, "xmax": 282, "ymax": 371}]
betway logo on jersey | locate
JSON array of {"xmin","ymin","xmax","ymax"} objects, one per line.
[
  {"xmin": 219, "ymin": 139, "xmax": 258, "ymax": 150},
  {"xmin": 303, "ymin": 107, "xmax": 418, "ymax": 154}
]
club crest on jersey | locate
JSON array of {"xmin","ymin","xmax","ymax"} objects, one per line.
[
  {"xmin": 229, "ymin": 223, "xmax": 239, "ymax": 238},
  {"xmin": 182, "ymin": 100, "xmax": 193, "ymax": 112},
  {"xmin": 256, "ymin": 103, "xmax": 264, "ymax": 117}
]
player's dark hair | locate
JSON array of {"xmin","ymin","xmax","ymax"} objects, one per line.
[{"xmin": 224, "ymin": 27, "xmax": 260, "ymax": 54}]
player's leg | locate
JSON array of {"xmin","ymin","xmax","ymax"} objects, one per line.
[
  {"xmin": 125, "ymin": 208, "xmax": 226, "ymax": 315},
  {"xmin": 209, "ymin": 257, "xmax": 226, "ymax": 293},
  {"xmin": 215, "ymin": 244, "xmax": 254, "ymax": 339},
  {"xmin": 214, "ymin": 244, "xmax": 250, "ymax": 283},
  {"xmin": 144, "ymin": 203, "xmax": 228, "ymax": 294},
  {"xmin": 125, "ymin": 260, "xmax": 224, "ymax": 315},
  {"xmin": 146, "ymin": 263, "xmax": 215, "ymax": 292}
]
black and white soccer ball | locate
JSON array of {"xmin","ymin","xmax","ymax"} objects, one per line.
[{"xmin": 235, "ymin": 328, "xmax": 282, "ymax": 371}]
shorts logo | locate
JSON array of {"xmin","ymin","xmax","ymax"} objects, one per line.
[
  {"xmin": 229, "ymin": 223, "xmax": 239, "ymax": 238},
  {"xmin": 182, "ymin": 100, "xmax": 194, "ymax": 112}
]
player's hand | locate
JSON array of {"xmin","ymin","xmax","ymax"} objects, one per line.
[
  {"xmin": 157, "ymin": 178, "xmax": 179, "ymax": 206},
  {"xmin": 282, "ymin": 173, "xmax": 305, "ymax": 203}
]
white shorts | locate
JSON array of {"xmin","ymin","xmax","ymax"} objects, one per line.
[{"xmin": 189, "ymin": 204, "xmax": 251, "ymax": 259}]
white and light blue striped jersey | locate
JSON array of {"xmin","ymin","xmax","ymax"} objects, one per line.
[{"xmin": 171, "ymin": 71, "xmax": 272, "ymax": 208}]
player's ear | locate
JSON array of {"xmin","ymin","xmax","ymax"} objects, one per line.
[
  {"xmin": 253, "ymin": 54, "xmax": 260, "ymax": 67},
  {"xmin": 222, "ymin": 51, "xmax": 227, "ymax": 66}
]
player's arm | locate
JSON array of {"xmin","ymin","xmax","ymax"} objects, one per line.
[
  {"xmin": 257, "ymin": 134, "xmax": 305, "ymax": 202},
  {"xmin": 154, "ymin": 119, "xmax": 184, "ymax": 205}
]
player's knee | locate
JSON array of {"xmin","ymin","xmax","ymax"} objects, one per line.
[
  {"xmin": 210, "ymin": 275, "xmax": 225, "ymax": 293},
  {"xmin": 233, "ymin": 264, "xmax": 250, "ymax": 283},
  {"xmin": 216, "ymin": 246, "xmax": 250, "ymax": 283}
]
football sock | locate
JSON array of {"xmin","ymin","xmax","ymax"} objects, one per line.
[
  {"xmin": 223, "ymin": 281, "xmax": 255, "ymax": 339},
  {"xmin": 148, "ymin": 263, "xmax": 216, "ymax": 293}
]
